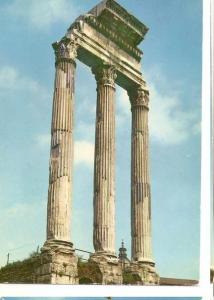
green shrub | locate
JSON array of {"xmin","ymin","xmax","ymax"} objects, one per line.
[{"xmin": 123, "ymin": 271, "xmax": 141, "ymax": 285}]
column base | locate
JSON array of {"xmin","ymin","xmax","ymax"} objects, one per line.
[
  {"xmin": 34, "ymin": 239, "xmax": 78, "ymax": 284},
  {"xmin": 125, "ymin": 260, "xmax": 159, "ymax": 285},
  {"xmin": 89, "ymin": 252, "xmax": 123, "ymax": 284}
]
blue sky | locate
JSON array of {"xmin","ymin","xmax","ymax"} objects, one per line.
[{"xmin": 0, "ymin": 0, "xmax": 202, "ymax": 280}]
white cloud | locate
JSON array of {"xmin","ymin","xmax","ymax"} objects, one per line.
[
  {"xmin": 115, "ymin": 87, "xmax": 131, "ymax": 127},
  {"xmin": 116, "ymin": 70, "xmax": 200, "ymax": 145},
  {"xmin": 117, "ymin": 88, "xmax": 130, "ymax": 115},
  {"xmin": 74, "ymin": 140, "xmax": 94, "ymax": 167},
  {"xmin": 0, "ymin": 66, "xmax": 39, "ymax": 92},
  {"xmin": 35, "ymin": 134, "xmax": 51, "ymax": 149},
  {"xmin": 149, "ymin": 83, "xmax": 200, "ymax": 145},
  {"xmin": 4, "ymin": 0, "xmax": 79, "ymax": 30},
  {"xmin": 0, "ymin": 65, "xmax": 49, "ymax": 101},
  {"xmin": 75, "ymin": 121, "xmax": 95, "ymax": 142}
]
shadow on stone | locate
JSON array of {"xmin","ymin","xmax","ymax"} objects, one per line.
[
  {"xmin": 122, "ymin": 271, "xmax": 142, "ymax": 285},
  {"xmin": 78, "ymin": 258, "xmax": 102, "ymax": 284}
]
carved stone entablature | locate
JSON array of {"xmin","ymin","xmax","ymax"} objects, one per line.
[
  {"xmin": 52, "ymin": 36, "xmax": 78, "ymax": 64},
  {"xmin": 128, "ymin": 86, "xmax": 149, "ymax": 110},
  {"xmin": 92, "ymin": 63, "xmax": 117, "ymax": 88},
  {"xmin": 83, "ymin": 15, "xmax": 143, "ymax": 61},
  {"xmin": 89, "ymin": 0, "xmax": 148, "ymax": 45},
  {"xmin": 67, "ymin": 0, "xmax": 148, "ymax": 62}
]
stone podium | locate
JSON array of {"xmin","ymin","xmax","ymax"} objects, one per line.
[{"xmin": 36, "ymin": 0, "xmax": 159, "ymax": 285}]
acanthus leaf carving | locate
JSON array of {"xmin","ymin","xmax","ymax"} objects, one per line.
[
  {"xmin": 52, "ymin": 35, "xmax": 79, "ymax": 63},
  {"xmin": 128, "ymin": 86, "xmax": 149, "ymax": 110},
  {"xmin": 92, "ymin": 63, "xmax": 117, "ymax": 87}
]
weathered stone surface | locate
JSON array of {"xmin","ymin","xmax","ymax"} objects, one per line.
[
  {"xmin": 92, "ymin": 63, "xmax": 117, "ymax": 256},
  {"xmin": 46, "ymin": 39, "xmax": 77, "ymax": 242},
  {"xmin": 90, "ymin": 63, "xmax": 122, "ymax": 284},
  {"xmin": 125, "ymin": 261, "xmax": 159, "ymax": 285},
  {"xmin": 89, "ymin": 253, "xmax": 122, "ymax": 284},
  {"xmin": 66, "ymin": 1, "xmax": 147, "ymax": 91},
  {"xmin": 0, "ymin": 255, "xmax": 197, "ymax": 285},
  {"xmin": 88, "ymin": 0, "xmax": 148, "ymax": 48},
  {"xmin": 36, "ymin": 39, "xmax": 78, "ymax": 284},
  {"xmin": 128, "ymin": 85, "xmax": 158, "ymax": 284},
  {"xmin": 37, "ymin": 0, "xmax": 159, "ymax": 285},
  {"xmin": 35, "ymin": 240, "xmax": 78, "ymax": 284}
]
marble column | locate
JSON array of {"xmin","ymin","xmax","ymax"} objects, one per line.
[
  {"xmin": 129, "ymin": 85, "xmax": 153, "ymax": 264},
  {"xmin": 92, "ymin": 63, "xmax": 117, "ymax": 256},
  {"xmin": 35, "ymin": 38, "xmax": 78, "ymax": 284},
  {"xmin": 46, "ymin": 38, "xmax": 77, "ymax": 243}
]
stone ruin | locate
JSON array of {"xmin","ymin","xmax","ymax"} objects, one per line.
[{"xmin": 35, "ymin": 0, "xmax": 159, "ymax": 285}]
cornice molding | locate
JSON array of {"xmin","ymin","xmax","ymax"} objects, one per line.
[
  {"xmin": 84, "ymin": 16, "xmax": 142, "ymax": 62},
  {"xmin": 105, "ymin": 0, "xmax": 148, "ymax": 37}
]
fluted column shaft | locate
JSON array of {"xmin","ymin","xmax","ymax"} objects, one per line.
[
  {"xmin": 129, "ymin": 86, "xmax": 153, "ymax": 263},
  {"xmin": 93, "ymin": 64, "xmax": 117, "ymax": 254},
  {"xmin": 46, "ymin": 39, "xmax": 77, "ymax": 242}
]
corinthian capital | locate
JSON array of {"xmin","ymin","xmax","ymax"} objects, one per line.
[
  {"xmin": 128, "ymin": 86, "xmax": 149, "ymax": 110},
  {"xmin": 52, "ymin": 36, "xmax": 78, "ymax": 64},
  {"xmin": 92, "ymin": 63, "xmax": 117, "ymax": 88}
]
